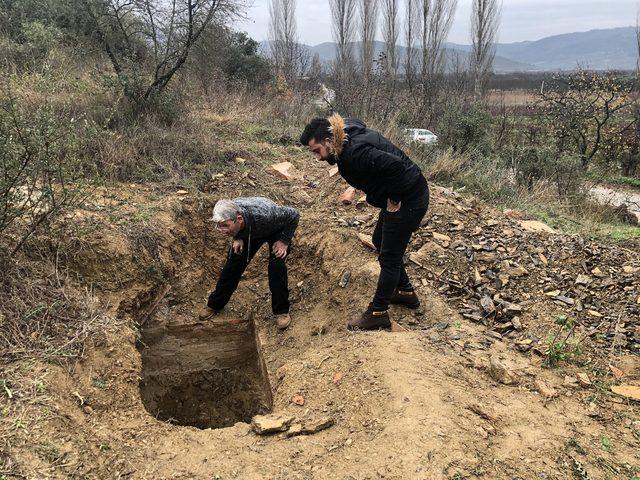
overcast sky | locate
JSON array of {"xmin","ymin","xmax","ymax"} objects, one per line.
[{"xmin": 236, "ymin": 0, "xmax": 638, "ymax": 46}]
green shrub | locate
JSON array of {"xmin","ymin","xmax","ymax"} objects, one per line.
[{"xmin": 436, "ymin": 103, "xmax": 494, "ymax": 156}]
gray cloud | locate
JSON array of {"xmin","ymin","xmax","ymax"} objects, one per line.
[{"xmin": 236, "ymin": 0, "xmax": 638, "ymax": 45}]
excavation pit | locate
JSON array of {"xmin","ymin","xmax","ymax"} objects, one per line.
[{"xmin": 137, "ymin": 315, "xmax": 272, "ymax": 429}]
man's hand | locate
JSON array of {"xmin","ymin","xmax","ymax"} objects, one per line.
[
  {"xmin": 232, "ymin": 239, "xmax": 244, "ymax": 254},
  {"xmin": 272, "ymin": 240, "xmax": 289, "ymax": 259},
  {"xmin": 386, "ymin": 199, "xmax": 401, "ymax": 212}
]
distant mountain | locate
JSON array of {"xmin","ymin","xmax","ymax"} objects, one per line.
[
  {"xmin": 450, "ymin": 26, "xmax": 638, "ymax": 71},
  {"xmin": 260, "ymin": 26, "xmax": 639, "ymax": 73}
]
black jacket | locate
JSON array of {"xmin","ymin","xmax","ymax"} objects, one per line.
[{"xmin": 335, "ymin": 117, "xmax": 429, "ymax": 209}]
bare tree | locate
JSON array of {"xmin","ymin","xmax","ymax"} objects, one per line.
[
  {"xmin": 470, "ymin": 0, "xmax": 501, "ymax": 99},
  {"xmin": 83, "ymin": 0, "xmax": 240, "ymax": 111},
  {"xmin": 269, "ymin": 0, "xmax": 303, "ymax": 83},
  {"xmin": 359, "ymin": 0, "xmax": 379, "ymax": 79},
  {"xmin": 419, "ymin": 0, "xmax": 457, "ymax": 104},
  {"xmin": 404, "ymin": 0, "xmax": 421, "ymax": 87},
  {"xmin": 382, "ymin": 0, "xmax": 399, "ymax": 77},
  {"xmin": 330, "ymin": 0, "xmax": 358, "ymax": 80}
]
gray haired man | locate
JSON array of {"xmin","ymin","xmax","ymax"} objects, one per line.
[{"xmin": 199, "ymin": 197, "xmax": 300, "ymax": 330}]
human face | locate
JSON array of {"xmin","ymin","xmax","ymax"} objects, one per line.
[
  {"xmin": 216, "ymin": 214, "xmax": 244, "ymax": 237},
  {"xmin": 308, "ymin": 138, "xmax": 336, "ymax": 165}
]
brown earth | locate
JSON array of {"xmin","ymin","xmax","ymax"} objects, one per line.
[{"xmin": 1, "ymin": 143, "xmax": 640, "ymax": 480}]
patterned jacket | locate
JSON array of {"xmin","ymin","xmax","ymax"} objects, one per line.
[{"xmin": 233, "ymin": 197, "xmax": 300, "ymax": 245}]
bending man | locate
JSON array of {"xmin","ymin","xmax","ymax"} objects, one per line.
[
  {"xmin": 300, "ymin": 114, "xmax": 429, "ymax": 331},
  {"xmin": 199, "ymin": 197, "xmax": 299, "ymax": 330}
]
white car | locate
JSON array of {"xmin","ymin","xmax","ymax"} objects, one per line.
[{"xmin": 405, "ymin": 128, "xmax": 438, "ymax": 145}]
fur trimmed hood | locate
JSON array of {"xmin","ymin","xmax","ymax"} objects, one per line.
[
  {"xmin": 328, "ymin": 113, "xmax": 367, "ymax": 156},
  {"xmin": 328, "ymin": 113, "xmax": 347, "ymax": 156}
]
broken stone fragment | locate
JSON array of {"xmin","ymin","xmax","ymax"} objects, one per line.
[
  {"xmin": 575, "ymin": 274, "xmax": 591, "ymax": 286},
  {"xmin": 489, "ymin": 355, "xmax": 518, "ymax": 385},
  {"xmin": 339, "ymin": 270, "xmax": 351, "ymax": 288},
  {"xmin": 340, "ymin": 187, "xmax": 356, "ymax": 205},
  {"xmin": 432, "ymin": 232, "xmax": 451, "ymax": 243},
  {"xmin": 269, "ymin": 162, "xmax": 299, "ymax": 181},
  {"xmin": 480, "ymin": 295, "xmax": 496, "ymax": 314},
  {"xmin": 519, "ymin": 220, "xmax": 556, "ymax": 234},
  {"xmin": 328, "ymin": 166, "xmax": 339, "ymax": 177},
  {"xmin": 534, "ymin": 379, "xmax": 558, "ymax": 399},
  {"xmin": 553, "ymin": 295, "xmax": 575, "ymax": 306},
  {"xmin": 577, "ymin": 373, "xmax": 592, "ymax": 388},
  {"xmin": 357, "ymin": 233, "xmax": 376, "ymax": 250},
  {"xmin": 251, "ymin": 414, "xmax": 295, "ymax": 435},
  {"xmin": 285, "ymin": 416, "xmax": 335, "ymax": 437},
  {"xmin": 611, "ymin": 385, "xmax": 640, "ymax": 401}
]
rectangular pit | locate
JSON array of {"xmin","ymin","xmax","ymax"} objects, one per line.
[{"xmin": 137, "ymin": 314, "xmax": 272, "ymax": 429}]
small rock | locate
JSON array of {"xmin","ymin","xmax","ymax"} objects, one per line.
[
  {"xmin": 285, "ymin": 423, "xmax": 304, "ymax": 437},
  {"xmin": 512, "ymin": 317, "xmax": 523, "ymax": 331},
  {"xmin": 251, "ymin": 414, "xmax": 295, "ymax": 434},
  {"xmin": 575, "ymin": 274, "xmax": 591, "ymax": 286},
  {"xmin": 333, "ymin": 372, "xmax": 343, "ymax": 384},
  {"xmin": 534, "ymin": 379, "xmax": 558, "ymax": 399},
  {"xmin": 176, "ymin": 190, "xmax": 189, "ymax": 195},
  {"xmin": 340, "ymin": 187, "xmax": 356, "ymax": 205},
  {"xmin": 577, "ymin": 373, "xmax": 592, "ymax": 388},
  {"xmin": 339, "ymin": 270, "xmax": 351, "ymax": 288},
  {"xmin": 489, "ymin": 355, "xmax": 518, "ymax": 385},
  {"xmin": 358, "ymin": 233, "xmax": 376, "ymax": 250},
  {"xmin": 432, "ymin": 232, "xmax": 451, "ymax": 242},
  {"xmin": 591, "ymin": 267, "xmax": 605, "ymax": 277},
  {"xmin": 292, "ymin": 394, "xmax": 305, "ymax": 406},
  {"xmin": 623, "ymin": 265, "xmax": 640, "ymax": 274},
  {"xmin": 587, "ymin": 310, "xmax": 603, "ymax": 318},
  {"xmin": 564, "ymin": 376, "xmax": 579, "ymax": 388},
  {"xmin": 301, "ymin": 416, "xmax": 334, "ymax": 434},
  {"xmin": 329, "ymin": 166, "xmax": 339, "ymax": 177},
  {"xmin": 553, "ymin": 295, "xmax": 575, "ymax": 306},
  {"xmin": 519, "ymin": 220, "xmax": 556, "ymax": 234},
  {"xmin": 480, "ymin": 295, "xmax": 496, "ymax": 314}
]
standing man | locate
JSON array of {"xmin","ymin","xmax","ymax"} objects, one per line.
[
  {"xmin": 199, "ymin": 197, "xmax": 300, "ymax": 330},
  {"xmin": 300, "ymin": 113, "xmax": 429, "ymax": 331}
]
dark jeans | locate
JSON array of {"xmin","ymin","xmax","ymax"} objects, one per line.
[
  {"xmin": 371, "ymin": 205, "xmax": 427, "ymax": 311},
  {"xmin": 207, "ymin": 233, "xmax": 290, "ymax": 315}
]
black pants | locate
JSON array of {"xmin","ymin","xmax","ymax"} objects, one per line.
[
  {"xmin": 371, "ymin": 205, "xmax": 427, "ymax": 311},
  {"xmin": 207, "ymin": 233, "xmax": 290, "ymax": 315}
]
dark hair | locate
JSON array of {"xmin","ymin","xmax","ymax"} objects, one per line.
[{"xmin": 299, "ymin": 117, "xmax": 332, "ymax": 145}]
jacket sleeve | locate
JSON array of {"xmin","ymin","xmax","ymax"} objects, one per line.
[
  {"xmin": 358, "ymin": 146, "xmax": 408, "ymax": 203},
  {"xmin": 275, "ymin": 206, "xmax": 300, "ymax": 245}
]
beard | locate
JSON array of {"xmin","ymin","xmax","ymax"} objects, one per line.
[{"xmin": 325, "ymin": 152, "xmax": 337, "ymax": 165}]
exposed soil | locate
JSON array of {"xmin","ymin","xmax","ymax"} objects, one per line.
[{"xmin": 2, "ymin": 147, "xmax": 639, "ymax": 479}]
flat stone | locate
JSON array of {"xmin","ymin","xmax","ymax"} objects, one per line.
[
  {"xmin": 575, "ymin": 274, "xmax": 591, "ymax": 286},
  {"xmin": 328, "ymin": 166, "xmax": 339, "ymax": 177},
  {"xmin": 432, "ymin": 232, "xmax": 451, "ymax": 242},
  {"xmin": 251, "ymin": 414, "xmax": 295, "ymax": 434},
  {"xmin": 269, "ymin": 162, "xmax": 299, "ymax": 181},
  {"xmin": 519, "ymin": 220, "xmax": 556, "ymax": 234},
  {"xmin": 611, "ymin": 385, "xmax": 640, "ymax": 401}
]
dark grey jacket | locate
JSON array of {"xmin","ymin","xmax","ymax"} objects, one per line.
[{"xmin": 233, "ymin": 197, "xmax": 300, "ymax": 245}]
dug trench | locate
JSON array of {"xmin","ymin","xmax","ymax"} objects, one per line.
[{"xmin": 6, "ymin": 163, "xmax": 640, "ymax": 479}]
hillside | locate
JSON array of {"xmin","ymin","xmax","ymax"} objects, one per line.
[{"xmin": 266, "ymin": 26, "xmax": 639, "ymax": 72}]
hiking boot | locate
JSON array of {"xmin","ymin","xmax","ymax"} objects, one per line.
[
  {"xmin": 347, "ymin": 304, "xmax": 391, "ymax": 331},
  {"xmin": 390, "ymin": 289, "xmax": 421, "ymax": 309},
  {"xmin": 275, "ymin": 313, "xmax": 291, "ymax": 330},
  {"xmin": 198, "ymin": 306, "xmax": 219, "ymax": 321}
]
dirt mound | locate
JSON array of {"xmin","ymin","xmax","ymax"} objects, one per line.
[{"xmin": 2, "ymin": 154, "xmax": 639, "ymax": 479}]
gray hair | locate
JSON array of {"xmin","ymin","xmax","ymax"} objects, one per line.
[{"xmin": 211, "ymin": 199, "xmax": 241, "ymax": 222}]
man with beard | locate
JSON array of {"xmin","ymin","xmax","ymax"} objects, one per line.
[{"xmin": 300, "ymin": 113, "xmax": 429, "ymax": 331}]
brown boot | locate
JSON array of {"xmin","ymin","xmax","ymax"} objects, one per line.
[
  {"xmin": 390, "ymin": 289, "xmax": 421, "ymax": 309},
  {"xmin": 347, "ymin": 304, "xmax": 391, "ymax": 331},
  {"xmin": 198, "ymin": 306, "xmax": 218, "ymax": 321},
  {"xmin": 275, "ymin": 313, "xmax": 291, "ymax": 330}
]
